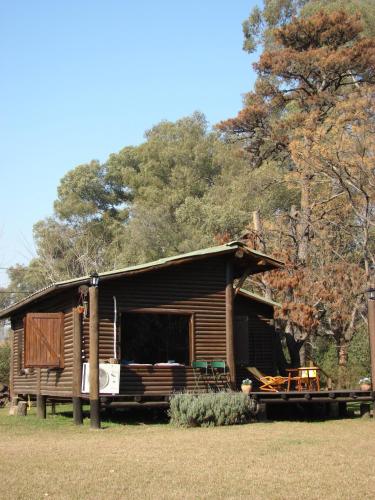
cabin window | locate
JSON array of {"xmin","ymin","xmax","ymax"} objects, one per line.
[
  {"xmin": 121, "ymin": 312, "xmax": 191, "ymax": 365},
  {"xmin": 24, "ymin": 313, "xmax": 64, "ymax": 368}
]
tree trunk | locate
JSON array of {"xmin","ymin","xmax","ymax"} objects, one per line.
[
  {"xmin": 297, "ymin": 174, "xmax": 312, "ymax": 266},
  {"xmin": 338, "ymin": 340, "xmax": 349, "ymax": 389},
  {"xmin": 285, "ymin": 333, "xmax": 304, "ymax": 368},
  {"xmin": 253, "ymin": 210, "xmax": 273, "ymax": 300},
  {"xmin": 299, "ymin": 341, "xmax": 307, "ymax": 367}
]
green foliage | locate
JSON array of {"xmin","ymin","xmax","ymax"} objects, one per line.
[
  {"xmin": 242, "ymin": 0, "xmax": 308, "ymax": 53},
  {"xmin": 5, "ymin": 262, "xmax": 48, "ymax": 301},
  {"xmin": 54, "ymin": 160, "xmax": 130, "ymax": 223},
  {"xmin": 314, "ymin": 327, "xmax": 371, "ymax": 388},
  {"xmin": 314, "ymin": 337, "xmax": 339, "ymax": 384},
  {"xmin": 105, "ymin": 112, "xmax": 238, "ymax": 262},
  {"xmin": 347, "ymin": 328, "xmax": 371, "ymax": 386},
  {"xmin": 0, "ymin": 339, "xmax": 10, "ymax": 385},
  {"xmin": 2, "ymin": 112, "xmax": 249, "ymax": 294},
  {"xmin": 168, "ymin": 392, "xmax": 253, "ymax": 427}
]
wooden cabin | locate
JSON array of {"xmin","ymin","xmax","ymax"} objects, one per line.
[{"xmin": 0, "ymin": 241, "xmax": 282, "ymax": 420}]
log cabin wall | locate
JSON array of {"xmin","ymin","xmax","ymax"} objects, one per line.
[
  {"xmin": 81, "ymin": 256, "xmax": 228, "ymax": 396},
  {"xmin": 10, "ymin": 255, "xmax": 228, "ymax": 399},
  {"xmin": 234, "ymin": 295, "xmax": 278, "ymax": 388},
  {"xmin": 9, "ymin": 255, "xmax": 280, "ymax": 398},
  {"xmin": 81, "ymin": 256, "xmax": 227, "ymax": 360},
  {"xmin": 10, "ymin": 291, "xmax": 74, "ymax": 398}
]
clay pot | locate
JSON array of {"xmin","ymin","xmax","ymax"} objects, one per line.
[
  {"xmin": 360, "ymin": 383, "xmax": 371, "ymax": 391},
  {"xmin": 241, "ymin": 384, "xmax": 252, "ymax": 394}
]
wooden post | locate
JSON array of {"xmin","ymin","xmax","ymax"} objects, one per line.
[
  {"xmin": 89, "ymin": 285, "xmax": 100, "ymax": 429},
  {"xmin": 36, "ymin": 368, "xmax": 46, "ymax": 419},
  {"xmin": 73, "ymin": 307, "xmax": 83, "ymax": 425},
  {"xmin": 226, "ymin": 260, "xmax": 236, "ymax": 388},
  {"xmin": 368, "ymin": 294, "xmax": 375, "ymax": 413},
  {"xmin": 36, "ymin": 396, "xmax": 46, "ymax": 419},
  {"xmin": 9, "ymin": 330, "xmax": 14, "ymax": 400}
]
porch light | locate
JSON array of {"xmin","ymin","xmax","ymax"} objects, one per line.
[{"xmin": 90, "ymin": 272, "xmax": 99, "ymax": 287}]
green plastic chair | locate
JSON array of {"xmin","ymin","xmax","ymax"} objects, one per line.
[
  {"xmin": 211, "ymin": 360, "xmax": 231, "ymax": 389},
  {"xmin": 191, "ymin": 360, "xmax": 210, "ymax": 390}
]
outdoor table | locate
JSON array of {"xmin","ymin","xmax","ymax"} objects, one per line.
[{"xmin": 286, "ymin": 367, "xmax": 320, "ymax": 392}]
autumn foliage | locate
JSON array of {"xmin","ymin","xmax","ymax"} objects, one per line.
[{"xmin": 220, "ymin": 10, "xmax": 375, "ymax": 385}]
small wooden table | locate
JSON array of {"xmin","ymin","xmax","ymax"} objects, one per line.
[{"xmin": 286, "ymin": 367, "xmax": 320, "ymax": 392}]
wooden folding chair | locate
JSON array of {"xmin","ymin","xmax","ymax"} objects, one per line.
[
  {"xmin": 298, "ymin": 368, "xmax": 320, "ymax": 392},
  {"xmin": 191, "ymin": 361, "xmax": 210, "ymax": 391},
  {"xmin": 246, "ymin": 367, "xmax": 288, "ymax": 392},
  {"xmin": 210, "ymin": 360, "xmax": 231, "ymax": 390}
]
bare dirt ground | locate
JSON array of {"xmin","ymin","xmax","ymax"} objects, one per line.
[{"xmin": 1, "ymin": 406, "xmax": 375, "ymax": 499}]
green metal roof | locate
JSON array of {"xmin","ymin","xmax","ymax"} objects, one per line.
[
  {"xmin": 0, "ymin": 241, "xmax": 283, "ymax": 318},
  {"xmin": 55, "ymin": 240, "xmax": 282, "ymax": 286}
]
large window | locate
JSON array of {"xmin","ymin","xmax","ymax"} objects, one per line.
[
  {"xmin": 24, "ymin": 313, "xmax": 64, "ymax": 368},
  {"xmin": 121, "ymin": 312, "xmax": 190, "ymax": 365}
]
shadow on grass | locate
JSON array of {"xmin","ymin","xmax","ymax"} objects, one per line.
[
  {"xmin": 57, "ymin": 406, "xmax": 170, "ymax": 427},
  {"xmin": 264, "ymin": 401, "xmax": 372, "ymax": 422}
]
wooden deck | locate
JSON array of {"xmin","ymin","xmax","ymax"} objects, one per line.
[
  {"xmin": 250, "ymin": 389, "xmax": 375, "ymax": 404},
  {"xmin": 85, "ymin": 388, "xmax": 375, "ymax": 408}
]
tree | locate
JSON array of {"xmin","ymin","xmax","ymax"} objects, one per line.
[
  {"xmin": 105, "ymin": 112, "xmax": 249, "ymax": 262},
  {"xmin": 220, "ymin": 11, "xmax": 375, "ymax": 263},
  {"xmin": 219, "ymin": 10, "xmax": 375, "ymax": 264},
  {"xmin": 54, "ymin": 160, "xmax": 130, "ymax": 224},
  {"xmin": 218, "ymin": 10, "xmax": 375, "ymax": 378},
  {"xmin": 242, "ymin": 0, "xmax": 375, "ymax": 54},
  {"xmin": 290, "ymin": 89, "xmax": 375, "ymax": 276},
  {"xmin": 6, "ymin": 113, "xmax": 252, "ymax": 292}
]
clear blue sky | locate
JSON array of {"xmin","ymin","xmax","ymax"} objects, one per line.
[{"xmin": 0, "ymin": 0, "xmax": 258, "ymax": 285}]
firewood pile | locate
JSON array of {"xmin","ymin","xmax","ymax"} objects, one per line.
[{"xmin": 0, "ymin": 383, "xmax": 9, "ymax": 407}]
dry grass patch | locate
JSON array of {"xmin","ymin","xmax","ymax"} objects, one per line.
[{"xmin": 1, "ymin": 407, "xmax": 375, "ymax": 499}]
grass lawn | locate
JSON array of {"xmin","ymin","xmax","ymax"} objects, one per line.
[{"xmin": 1, "ymin": 406, "xmax": 375, "ymax": 499}]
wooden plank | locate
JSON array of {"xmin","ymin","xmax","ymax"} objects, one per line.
[
  {"xmin": 226, "ymin": 260, "xmax": 235, "ymax": 387},
  {"xmin": 18, "ymin": 329, "xmax": 23, "ymax": 375},
  {"xmin": 72, "ymin": 307, "xmax": 83, "ymax": 425},
  {"xmin": 123, "ymin": 307, "xmax": 194, "ymax": 315},
  {"xmin": 9, "ymin": 330, "xmax": 14, "ymax": 399}
]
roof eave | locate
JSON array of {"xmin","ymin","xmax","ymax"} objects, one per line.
[{"xmin": 237, "ymin": 288, "xmax": 281, "ymax": 308}]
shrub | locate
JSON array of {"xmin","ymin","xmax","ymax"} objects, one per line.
[
  {"xmin": 315, "ymin": 327, "xmax": 371, "ymax": 388},
  {"xmin": 169, "ymin": 391, "xmax": 253, "ymax": 427},
  {"xmin": 0, "ymin": 339, "xmax": 10, "ymax": 385}
]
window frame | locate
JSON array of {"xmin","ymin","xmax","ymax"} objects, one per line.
[{"xmin": 120, "ymin": 307, "xmax": 195, "ymax": 365}]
